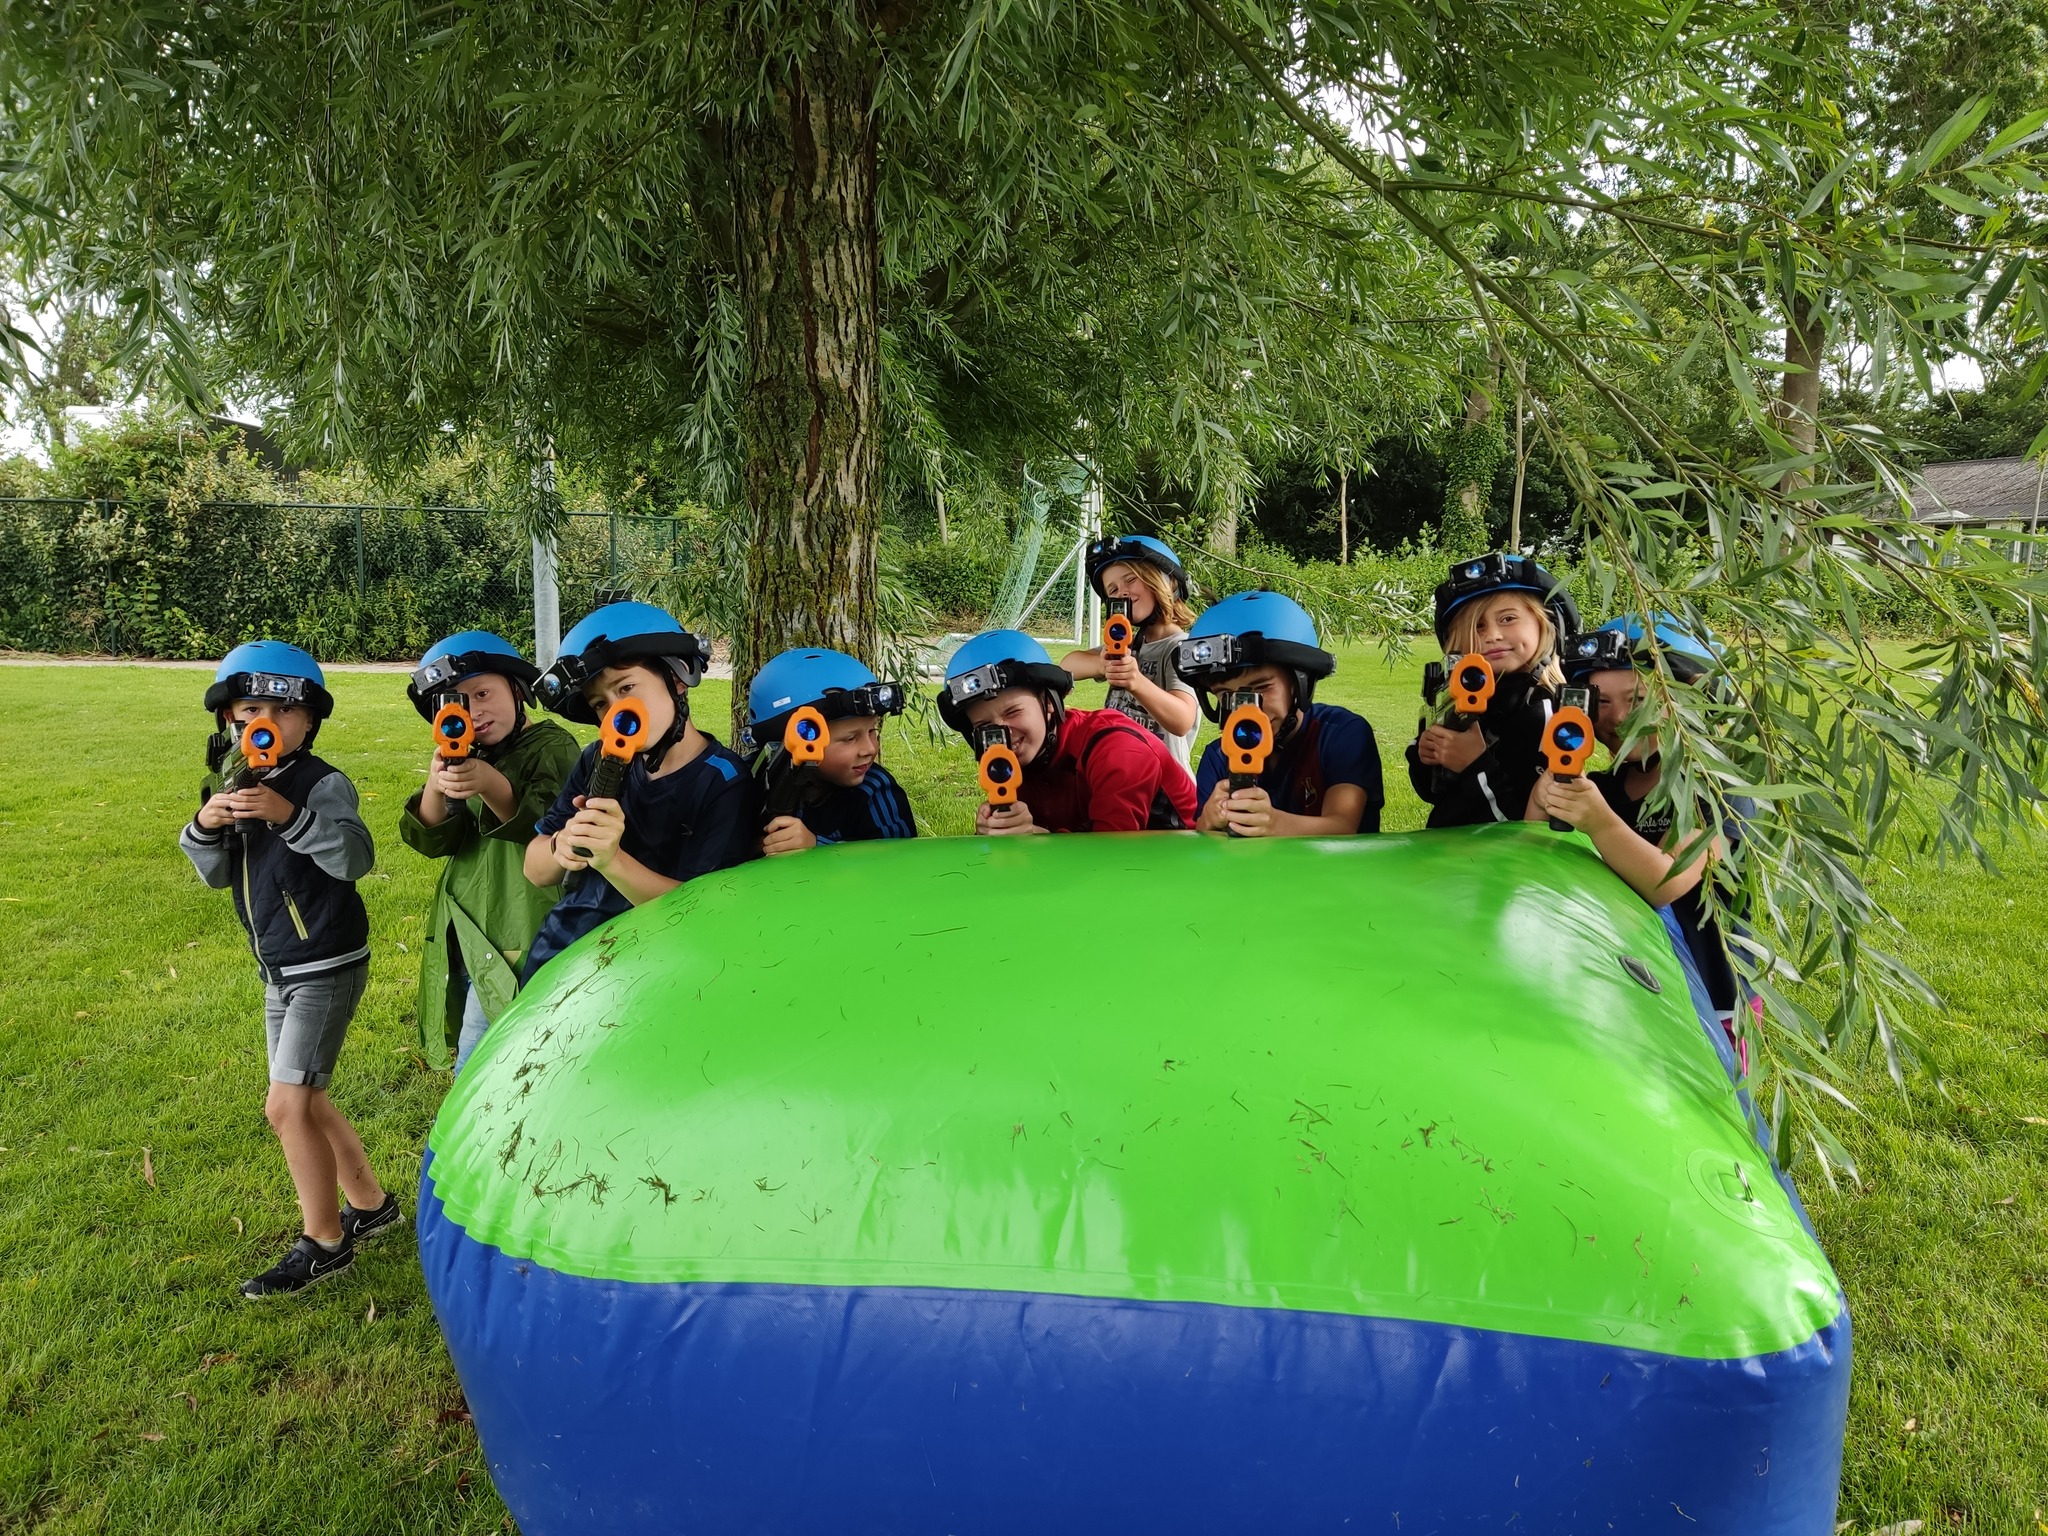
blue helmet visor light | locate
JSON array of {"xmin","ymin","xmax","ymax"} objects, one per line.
[
  {"xmin": 1564, "ymin": 630, "xmax": 1635, "ymax": 677},
  {"xmin": 534, "ymin": 653, "xmax": 593, "ymax": 713},
  {"xmin": 1173, "ymin": 633, "xmax": 1249, "ymax": 681},
  {"xmin": 944, "ymin": 662, "xmax": 1015, "ymax": 707},
  {"xmin": 411, "ymin": 654, "xmax": 477, "ymax": 696},
  {"xmin": 233, "ymin": 671, "xmax": 317, "ymax": 707}
]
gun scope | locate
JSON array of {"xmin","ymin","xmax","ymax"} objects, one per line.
[
  {"xmin": 573, "ymin": 696, "xmax": 654, "ymax": 858},
  {"xmin": 1541, "ymin": 689, "xmax": 1597, "ymax": 832},
  {"xmin": 784, "ymin": 705, "xmax": 829, "ymax": 766},
  {"xmin": 974, "ymin": 723, "xmax": 1021, "ymax": 808},
  {"xmin": 1102, "ymin": 598, "xmax": 1136, "ymax": 660},
  {"xmin": 432, "ymin": 695, "xmax": 475, "ymax": 762},
  {"xmin": 1446, "ymin": 653, "xmax": 1496, "ymax": 715}
]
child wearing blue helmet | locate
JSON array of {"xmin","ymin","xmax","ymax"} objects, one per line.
[
  {"xmin": 1408, "ymin": 553, "xmax": 1579, "ymax": 827},
  {"xmin": 1061, "ymin": 534, "xmax": 1201, "ymax": 768},
  {"xmin": 746, "ymin": 648, "xmax": 918, "ymax": 855},
  {"xmin": 940, "ymin": 629, "xmax": 1198, "ymax": 833},
  {"xmin": 399, "ymin": 631, "xmax": 581, "ymax": 1071},
  {"xmin": 180, "ymin": 641, "xmax": 395, "ymax": 1298},
  {"xmin": 1530, "ymin": 617, "xmax": 1756, "ymax": 1034},
  {"xmin": 522, "ymin": 602, "xmax": 757, "ymax": 977},
  {"xmin": 1173, "ymin": 592, "xmax": 1384, "ymax": 836}
]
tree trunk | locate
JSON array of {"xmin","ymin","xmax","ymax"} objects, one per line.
[
  {"xmin": 1208, "ymin": 499, "xmax": 1239, "ymax": 558},
  {"xmin": 1337, "ymin": 465, "xmax": 1349, "ymax": 565},
  {"xmin": 1776, "ymin": 295, "xmax": 1824, "ymax": 487},
  {"xmin": 935, "ymin": 485, "xmax": 949, "ymax": 544},
  {"xmin": 1440, "ymin": 357, "xmax": 1501, "ymax": 557},
  {"xmin": 1509, "ymin": 390, "xmax": 1527, "ymax": 553},
  {"xmin": 731, "ymin": 27, "xmax": 882, "ymax": 739}
]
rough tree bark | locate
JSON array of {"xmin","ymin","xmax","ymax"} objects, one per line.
[
  {"xmin": 730, "ymin": 25, "xmax": 882, "ymax": 739},
  {"xmin": 1775, "ymin": 295, "xmax": 1825, "ymax": 488}
]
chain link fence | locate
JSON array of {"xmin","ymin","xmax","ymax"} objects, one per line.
[{"xmin": 0, "ymin": 498, "xmax": 699, "ymax": 660}]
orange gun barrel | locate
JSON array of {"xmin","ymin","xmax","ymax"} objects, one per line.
[
  {"xmin": 784, "ymin": 705, "xmax": 828, "ymax": 767},
  {"xmin": 975, "ymin": 724, "xmax": 1021, "ymax": 808},
  {"xmin": 433, "ymin": 697, "xmax": 475, "ymax": 762},
  {"xmin": 1445, "ymin": 652, "xmax": 1496, "ymax": 715},
  {"xmin": 1541, "ymin": 702, "xmax": 1597, "ymax": 832},
  {"xmin": 1101, "ymin": 598, "xmax": 1136, "ymax": 660},
  {"xmin": 574, "ymin": 696, "xmax": 654, "ymax": 857}
]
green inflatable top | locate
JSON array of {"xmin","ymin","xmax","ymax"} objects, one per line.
[{"xmin": 427, "ymin": 827, "xmax": 1840, "ymax": 1362}]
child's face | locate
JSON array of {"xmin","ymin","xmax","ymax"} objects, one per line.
[
  {"xmin": 963, "ymin": 687, "xmax": 1051, "ymax": 762},
  {"xmin": 1588, "ymin": 668, "xmax": 1656, "ymax": 758},
  {"xmin": 227, "ymin": 699, "xmax": 311, "ymax": 755},
  {"xmin": 455, "ymin": 672, "xmax": 521, "ymax": 747},
  {"xmin": 1098, "ymin": 562, "xmax": 1157, "ymax": 624},
  {"xmin": 1215, "ymin": 663, "xmax": 1295, "ymax": 725},
  {"xmin": 820, "ymin": 715, "xmax": 883, "ymax": 787},
  {"xmin": 584, "ymin": 662, "xmax": 679, "ymax": 741},
  {"xmin": 1469, "ymin": 595, "xmax": 1543, "ymax": 674}
]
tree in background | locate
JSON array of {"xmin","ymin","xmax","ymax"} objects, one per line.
[{"xmin": 8, "ymin": 0, "xmax": 2048, "ymax": 1164}]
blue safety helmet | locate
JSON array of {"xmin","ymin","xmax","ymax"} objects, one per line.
[
  {"xmin": 1085, "ymin": 534, "xmax": 1190, "ymax": 602},
  {"xmin": 1563, "ymin": 614, "xmax": 1719, "ymax": 685},
  {"xmin": 203, "ymin": 640, "xmax": 334, "ymax": 720},
  {"xmin": 1173, "ymin": 591, "xmax": 1335, "ymax": 720},
  {"xmin": 937, "ymin": 629, "xmax": 1074, "ymax": 736},
  {"xmin": 1432, "ymin": 553, "xmax": 1580, "ymax": 644},
  {"xmin": 744, "ymin": 648, "xmax": 907, "ymax": 752},
  {"xmin": 406, "ymin": 630, "xmax": 540, "ymax": 720},
  {"xmin": 536, "ymin": 601, "xmax": 711, "ymax": 724}
]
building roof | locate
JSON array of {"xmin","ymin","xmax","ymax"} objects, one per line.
[{"xmin": 1909, "ymin": 455, "xmax": 2048, "ymax": 527}]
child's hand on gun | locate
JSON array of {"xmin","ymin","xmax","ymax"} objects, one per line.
[
  {"xmin": 1529, "ymin": 772, "xmax": 1611, "ymax": 831},
  {"xmin": 1203, "ymin": 782, "xmax": 1276, "ymax": 837},
  {"xmin": 218, "ymin": 784, "xmax": 293, "ymax": 826},
  {"xmin": 1103, "ymin": 652, "xmax": 1142, "ymax": 691},
  {"xmin": 1416, "ymin": 724, "xmax": 1486, "ymax": 772},
  {"xmin": 558, "ymin": 795, "xmax": 626, "ymax": 870},
  {"xmin": 762, "ymin": 815, "xmax": 817, "ymax": 857},
  {"xmin": 975, "ymin": 800, "xmax": 1041, "ymax": 836},
  {"xmin": 431, "ymin": 754, "xmax": 502, "ymax": 804},
  {"xmin": 196, "ymin": 790, "xmax": 241, "ymax": 830}
]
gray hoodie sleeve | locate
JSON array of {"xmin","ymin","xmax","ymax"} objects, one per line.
[
  {"xmin": 278, "ymin": 773, "xmax": 377, "ymax": 881},
  {"xmin": 179, "ymin": 817, "xmax": 235, "ymax": 889}
]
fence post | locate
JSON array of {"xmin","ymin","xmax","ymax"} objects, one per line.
[
  {"xmin": 608, "ymin": 511, "xmax": 619, "ymax": 586},
  {"xmin": 352, "ymin": 505, "xmax": 367, "ymax": 596},
  {"xmin": 532, "ymin": 534, "xmax": 561, "ymax": 669}
]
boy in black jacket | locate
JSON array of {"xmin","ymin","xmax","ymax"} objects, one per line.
[{"xmin": 180, "ymin": 642, "xmax": 398, "ymax": 1299}]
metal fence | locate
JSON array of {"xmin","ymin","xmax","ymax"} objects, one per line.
[{"xmin": 0, "ymin": 498, "xmax": 697, "ymax": 660}]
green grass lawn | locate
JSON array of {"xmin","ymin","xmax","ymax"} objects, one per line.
[{"xmin": 1, "ymin": 655, "xmax": 2044, "ymax": 1532}]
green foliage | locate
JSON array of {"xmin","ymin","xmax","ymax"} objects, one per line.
[{"xmin": 897, "ymin": 537, "xmax": 1007, "ymax": 623}]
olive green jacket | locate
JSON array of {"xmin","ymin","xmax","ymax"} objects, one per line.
[{"xmin": 399, "ymin": 716, "xmax": 581, "ymax": 1063}]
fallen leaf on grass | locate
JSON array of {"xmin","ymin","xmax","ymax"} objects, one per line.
[
  {"xmin": 168, "ymin": 1392, "xmax": 197, "ymax": 1412},
  {"xmin": 196, "ymin": 1352, "xmax": 237, "ymax": 1374},
  {"xmin": 1872, "ymin": 1523, "xmax": 1924, "ymax": 1536},
  {"xmin": 141, "ymin": 1148, "xmax": 155, "ymax": 1188},
  {"xmin": 435, "ymin": 1406, "xmax": 473, "ymax": 1426},
  {"xmin": 168, "ymin": 966, "xmax": 177, "ymax": 980},
  {"xmin": 1997, "ymin": 1195, "xmax": 2017, "ymax": 1206},
  {"xmin": 1903, "ymin": 1417, "xmax": 1919, "ymax": 1432},
  {"xmin": 454, "ymin": 1468, "xmax": 471, "ymax": 1496},
  {"xmin": 365, "ymin": 1299, "xmax": 377, "ymax": 1324},
  {"xmin": 396, "ymin": 941, "xmax": 408, "ymax": 953},
  {"xmin": 185, "ymin": 940, "xmax": 199, "ymax": 949},
  {"xmin": 231, "ymin": 1217, "xmax": 243, "ymax": 1235},
  {"xmin": 73, "ymin": 1010, "xmax": 88, "ymax": 1020},
  {"xmin": 2023, "ymin": 1117, "xmax": 2048, "ymax": 1127},
  {"xmin": 139, "ymin": 1432, "xmax": 165, "ymax": 1443}
]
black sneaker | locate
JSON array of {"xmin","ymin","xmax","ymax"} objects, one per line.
[
  {"xmin": 341, "ymin": 1194, "xmax": 404, "ymax": 1245},
  {"xmin": 239, "ymin": 1235, "xmax": 355, "ymax": 1299}
]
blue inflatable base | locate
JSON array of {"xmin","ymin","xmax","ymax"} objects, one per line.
[{"xmin": 420, "ymin": 1160, "xmax": 1849, "ymax": 1535}]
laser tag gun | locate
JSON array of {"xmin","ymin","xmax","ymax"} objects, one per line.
[
  {"xmin": 430, "ymin": 693, "xmax": 476, "ymax": 801},
  {"xmin": 1217, "ymin": 689, "xmax": 1274, "ymax": 839},
  {"xmin": 571, "ymin": 696, "xmax": 652, "ymax": 859},
  {"xmin": 974, "ymin": 722, "xmax": 1021, "ymax": 809},
  {"xmin": 1418, "ymin": 650, "xmax": 1497, "ymax": 735},
  {"xmin": 232, "ymin": 716, "xmax": 284, "ymax": 838},
  {"xmin": 1101, "ymin": 597, "xmax": 1136, "ymax": 661},
  {"xmin": 759, "ymin": 704, "xmax": 831, "ymax": 824},
  {"xmin": 1541, "ymin": 686, "xmax": 1597, "ymax": 832}
]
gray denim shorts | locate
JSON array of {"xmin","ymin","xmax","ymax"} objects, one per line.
[{"xmin": 263, "ymin": 965, "xmax": 369, "ymax": 1088}]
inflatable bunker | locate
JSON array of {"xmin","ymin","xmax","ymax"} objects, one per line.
[{"xmin": 419, "ymin": 827, "xmax": 1849, "ymax": 1534}]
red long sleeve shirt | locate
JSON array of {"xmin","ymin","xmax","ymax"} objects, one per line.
[{"xmin": 1018, "ymin": 707, "xmax": 1198, "ymax": 833}]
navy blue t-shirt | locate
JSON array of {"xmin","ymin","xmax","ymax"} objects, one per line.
[
  {"xmin": 523, "ymin": 735, "xmax": 758, "ymax": 978},
  {"xmin": 796, "ymin": 763, "xmax": 918, "ymax": 844},
  {"xmin": 1195, "ymin": 702, "xmax": 1384, "ymax": 832}
]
